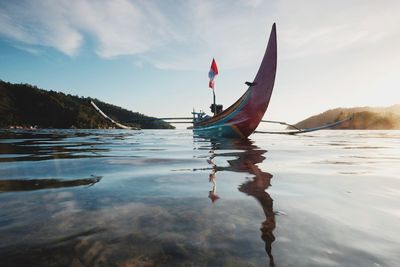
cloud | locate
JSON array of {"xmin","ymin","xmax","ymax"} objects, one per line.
[
  {"xmin": 276, "ymin": 0, "xmax": 400, "ymax": 59},
  {"xmin": 0, "ymin": 0, "xmax": 82, "ymax": 56},
  {"xmin": 141, "ymin": 0, "xmax": 400, "ymax": 69},
  {"xmin": 146, "ymin": 1, "xmax": 277, "ymax": 70},
  {"xmin": 0, "ymin": 0, "xmax": 399, "ymax": 70},
  {"xmin": 0, "ymin": 0, "xmax": 179, "ymax": 58},
  {"xmin": 68, "ymin": 0, "xmax": 181, "ymax": 58},
  {"xmin": 0, "ymin": 0, "xmax": 274, "ymax": 69},
  {"xmin": 12, "ymin": 44, "xmax": 42, "ymax": 55}
]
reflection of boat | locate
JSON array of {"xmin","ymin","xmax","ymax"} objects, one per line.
[
  {"xmin": 202, "ymin": 138, "xmax": 276, "ymax": 265},
  {"xmin": 0, "ymin": 176, "xmax": 101, "ymax": 192},
  {"xmin": 206, "ymin": 153, "xmax": 220, "ymax": 203},
  {"xmin": 239, "ymin": 164, "xmax": 275, "ymax": 267},
  {"xmin": 208, "ymin": 171, "xmax": 220, "ymax": 203},
  {"xmin": 193, "ymin": 24, "xmax": 277, "ymax": 138}
]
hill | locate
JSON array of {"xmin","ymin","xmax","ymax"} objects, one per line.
[
  {"xmin": 0, "ymin": 80, "xmax": 174, "ymax": 129},
  {"xmin": 293, "ymin": 105, "xmax": 400, "ymax": 130}
]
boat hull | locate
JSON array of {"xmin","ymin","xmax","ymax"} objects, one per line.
[
  {"xmin": 193, "ymin": 123, "xmax": 245, "ymax": 138},
  {"xmin": 193, "ymin": 24, "xmax": 277, "ymax": 139}
]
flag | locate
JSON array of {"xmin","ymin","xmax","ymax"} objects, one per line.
[{"xmin": 208, "ymin": 58, "xmax": 219, "ymax": 89}]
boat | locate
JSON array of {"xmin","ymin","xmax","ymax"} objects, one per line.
[
  {"xmin": 192, "ymin": 23, "xmax": 277, "ymax": 138},
  {"xmin": 90, "ymin": 22, "xmax": 351, "ymax": 136}
]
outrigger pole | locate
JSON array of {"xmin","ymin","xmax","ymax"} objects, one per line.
[
  {"xmin": 261, "ymin": 120, "xmax": 301, "ymax": 130},
  {"xmin": 90, "ymin": 101, "xmax": 135, "ymax": 129},
  {"xmin": 256, "ymin": 116, "xmax": 353, "ymax": 135},
  {"xmin": 128, "ymin": 117, "xmax": 192, "ymax": 122},
  {"xmin": 91, "ymin": 99, "xmax": 353, "ymax": 134}
]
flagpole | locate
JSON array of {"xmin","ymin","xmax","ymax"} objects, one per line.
[
  {"xmin": 213, "ymin": 87, "xmax": 216, "ymax": 116},
  {"xmin": 208, "ymin": 58, "xmax": 218, "ymax": 117}
]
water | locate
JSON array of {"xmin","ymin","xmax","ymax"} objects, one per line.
[{"xmin": 0, "ymin": 129, "xmax": 399, "ymax": 267}]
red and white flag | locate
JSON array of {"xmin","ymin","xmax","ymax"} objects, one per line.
[{"xmin": 208, "ymin": 58, "xmax": 219, "ymax": 89}]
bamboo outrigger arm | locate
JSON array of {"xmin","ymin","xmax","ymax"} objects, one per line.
[
  {"xmin": 128, "ymin": 117, "xmax": 193, "ymax": 122},
  {"xmin": 255, "ymin": 116, "xmax": 353, "ymax": 135},
  {"xmin": 261, "ymin": 120, "xmax": 301, "ymax": 130},
  {"xmin": 91, "ymin": 100, "xmax": 353, "ymax": 135},
  {"xmin": 90, "ymin": 101, "xmax": 135, "ymax": 130}
]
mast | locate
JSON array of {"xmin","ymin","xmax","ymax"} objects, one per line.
[
  {"xmin": 213, "ymin": 88, "xmax": 216, "ymax": 116},
  {"xmin": 208, "ymin": 58, "xmax": 219, "ymax": 117}
]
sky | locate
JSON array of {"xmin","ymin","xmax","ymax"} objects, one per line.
[{"xmin": 0, "ymin": 0, "xmax": 400, "ymax": 123}]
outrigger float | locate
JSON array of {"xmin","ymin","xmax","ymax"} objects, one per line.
[{"xmin": 91, "ymin": 23, "xmax": 352, "ymax": 138}]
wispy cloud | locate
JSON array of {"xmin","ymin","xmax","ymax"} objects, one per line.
[
  {"xmin": 146, "ymin": 1, "xmax": 276, "ymax": 70},
  {"xmin": 277, "ymin": 0, "xmax": 400, "ymax": 59},
  {"xmin": 12, "ymin": 44, "xmax": 42, "ymax": 55},
  {"xmin": 68, "ymin": 0, "xmax": 181, "ymax": 58},
  {"xmin": 0, "ymin": 0, "xmax": 275, "ymax": 69},
  {"xmin": 0, "ymin": 0, "xmax": 179, "ymax": 58},
  {"xmin": 0, "ymin": 0, "xmax": 83, "ymax": 56},
  {"xmin": 0, "ymin": 0, "xmax": 399, "ymax": 69}
]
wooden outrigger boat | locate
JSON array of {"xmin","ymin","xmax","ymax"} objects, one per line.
[
  {"xmin": 90, "ymin": 23, "xmax": 352, "ymax": 137},
  {"xmin": 192, "ymin": 23, "xmax": 277, "ymax": 139}
]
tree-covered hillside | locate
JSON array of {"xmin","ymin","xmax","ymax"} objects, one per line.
[{"xmin": 0, "ymin": 80, "xmax": 174, "ymax": 129}]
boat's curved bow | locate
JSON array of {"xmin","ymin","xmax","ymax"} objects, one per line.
[{"xmin": 193, "ymin": 23, "xmax": 277, "ymax": 138}]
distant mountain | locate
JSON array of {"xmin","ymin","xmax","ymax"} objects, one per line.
[
  {"xmin": 0, "ymin": 80, "xmax": 174, "ymax": 129},
  {"xmin": 293, "ymin": 105, "xmax": 400, "ymax": 130}
]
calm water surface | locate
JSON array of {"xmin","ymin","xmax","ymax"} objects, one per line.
[{"xmin": 0, "ymin": 129, "xmax": 399, "ymax": 267}]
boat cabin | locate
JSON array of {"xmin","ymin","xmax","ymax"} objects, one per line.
[{"xmin": 210, "ymin": 104, "xmax": 223, "ymax": 115}]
